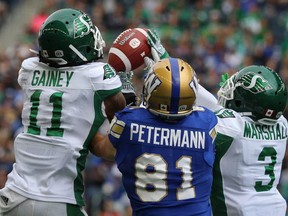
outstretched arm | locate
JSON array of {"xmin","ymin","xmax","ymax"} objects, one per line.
[
  {"xmin": 89, "ymin": 92, "xmax": 124, "ymax": 160},
  {"xmin": 104, "ymin": 91, "xmax": 126, "ymax": 122},
  {"xmin": 196, "ymin": 73, "xmax": 231, "ymax": 111},
  {"xmin": 90, "ymin": 132, "xmax": 116, "ymax": 161},
  {"xmin": 196, "ymin": 85, "xmax": 222, "ymax": 112}
]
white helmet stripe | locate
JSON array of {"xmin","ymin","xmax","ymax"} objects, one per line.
[{"xmin": 69, "ymin": 44, "xmax": 88, "ymax": 61}]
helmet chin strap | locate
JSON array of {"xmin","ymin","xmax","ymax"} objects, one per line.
[{"xmin": 69, "ymin": 44, "xmax": 88, "ymax": 61}]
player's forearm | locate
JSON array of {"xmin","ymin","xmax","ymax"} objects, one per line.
[
  {"xmin": 104, "ymin": 92, "xmax": 126, "ymax": 121},
  {"xmin": 196, "ymin": 85, "xmax": 222, "ymax": 112},
  {"xmin": 89, "ymin": 132, "xmax": 116, "ymax": 161}
]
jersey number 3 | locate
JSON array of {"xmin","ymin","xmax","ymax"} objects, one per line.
[
  {"xmin": 255, "ymin": 146, "xmax": 277, "ymax": 192},
  {"xmin": 27, "ymin": 90, "xmax": 64, "ymax": 137}
]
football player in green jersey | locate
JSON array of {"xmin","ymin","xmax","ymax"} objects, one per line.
[
  {"xmin": 0, "ymin": 8, "xmax": 126, "ymax": 216},
  {"xmin": 208, "ymin": 66, "xmax": 288, "ymax": 216}
]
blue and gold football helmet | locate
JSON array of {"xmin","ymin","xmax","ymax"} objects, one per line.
[{"xmin": 143, "ymin": 58, "xmax": 198, "ymax": 120}]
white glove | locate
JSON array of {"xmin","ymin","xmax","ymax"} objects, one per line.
[
  {"xmin": 143, "ymin": 57, "xmax": 155, "ymax": 78},
  {"xmin": 118, "ymin": 71, "xmax": 135, "ymax": 94}
]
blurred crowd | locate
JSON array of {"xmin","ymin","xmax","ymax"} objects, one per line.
[
  {"xmin": 0, "ymin": 0, "xmax": 19, "ymax": 28},
  {"xmin": 1, "ymin": 0, "xmax": 288, "ymax": 215}
]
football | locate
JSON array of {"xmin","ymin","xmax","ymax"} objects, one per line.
[{"xmin": 108, "ymin": 28, "xmax": 151, "ymax": 72}]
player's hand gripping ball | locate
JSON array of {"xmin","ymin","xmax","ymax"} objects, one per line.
[{"xmin": 108, "ymin": 28, "xmax": 151, "ymax": 72}]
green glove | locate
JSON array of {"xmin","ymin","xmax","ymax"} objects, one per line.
[
  {"xmin": 147, "ymin": 29, "xmax": 170, "ymax": 60},
  {"xmin": 219, "ymin": 73, "xmax": 230, "ymax": 87}
]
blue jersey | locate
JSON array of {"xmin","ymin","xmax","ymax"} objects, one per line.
[{"xmin": 109, "ymin": 106, "xmax": 218, "ymax": 216}]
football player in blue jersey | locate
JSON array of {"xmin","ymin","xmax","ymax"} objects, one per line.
[{"xmin": 91, "ymin": 57, "xmax": 218, "ymax": 216}]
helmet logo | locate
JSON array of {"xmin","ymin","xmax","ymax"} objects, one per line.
[
  {"xmin": 189, "ymin": 75, "xmax": 198, "ymax": 95},
  {"xmin": 74, "ymin": 14, "xmax": 93, "ymax": 38},
  {"xmin": 144, "ymin": 72, "xmax": 161, "ymax": 105},
  {"xmin": 55, "ymin": 50, "xmax": 64, "ymax": 57},
  {"xmin": 237, "ymin": 72, "xmax": 272, "ymax": 94}
]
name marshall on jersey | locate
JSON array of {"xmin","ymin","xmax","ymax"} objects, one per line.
[
  {"xmin": 31, "ymin": 70, "xmax": 74, "ymax": 87},
  {"xmin": 130, "ymin": 123, "xmax": 206, "ymax": 149},
  {"xmin": 244, "ymin": 121, "xmax": 288, "ymax": 140}
]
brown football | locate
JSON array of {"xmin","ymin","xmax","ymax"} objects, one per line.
[{"xmin": 108, "ymin": 28, "xmax": 151, "ymax": 72}]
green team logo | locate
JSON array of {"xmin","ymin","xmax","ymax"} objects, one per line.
[
  {"xmin": 237, "ymin": 72, "xmax": 272, "ymax": 94},
  {"xmin": 74, "ymin": 13, "xmax": 93, "ymax": 38},
  {"xmin": 103, "ymin": 64, "xmax": 116, "ymax": 79},
  {"xmin": 215, "ymin": 109, "xmax": 235, "ymax": 118}
]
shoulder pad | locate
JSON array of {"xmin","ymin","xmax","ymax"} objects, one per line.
[{"xmin": 21, "ymin": 57, "xmax": 39, "ymax": 70}]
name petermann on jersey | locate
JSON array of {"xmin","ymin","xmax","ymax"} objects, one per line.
[{"xmin": 130, "ymin": 123, "xmax": 206, "ymax": 149}]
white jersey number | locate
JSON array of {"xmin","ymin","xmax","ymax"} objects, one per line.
[
  {"xmin": 135, "ymin": 153, "xmax": 195, "ymax": 202},
  {"xmin": 27, "ymin": 90, "xmax": 64, "ymax": 137}
]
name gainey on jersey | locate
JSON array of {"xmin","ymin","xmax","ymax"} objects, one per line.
[
  {"xmin": 31, "ymin": 70, "xmax": 74, "ymax": 87},
  {"xmin": 130, "ymin": 123, "xmax": 206, "ymax": 149},
  {"xmin": 244, "ymin": 122, "xmax": 288, "ymax": 140}
]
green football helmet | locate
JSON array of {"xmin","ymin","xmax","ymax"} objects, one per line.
[
  {"xmin": 38, "ymin": 8, "xmax": 105, "ymax": 67},
  {"xmin": 217, "ymin": 65, "xmax": 287, "ymax": 125}
]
